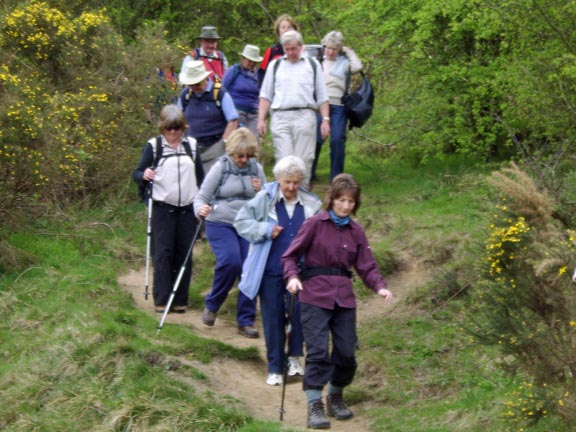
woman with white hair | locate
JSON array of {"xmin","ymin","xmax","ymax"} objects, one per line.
[
  {"xmin": 234, "ymin": 155, "xmax": 322, "ymax": 385},
  {"xmin": 312, "ymin": 31, "xmax": 363, "ymax": 182}
]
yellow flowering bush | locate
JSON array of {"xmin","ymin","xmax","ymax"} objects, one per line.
[
  {"xmin": 469, "ymin": 164, "xmax": 576, "ymax": 427},
  {"xmin": 0, "ymin": 2, "xmax": 177, "ymax": 214}
]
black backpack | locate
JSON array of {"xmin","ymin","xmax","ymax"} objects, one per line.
[
  {"xmin": 342, "ymin": 72, "xmax": 374, "ymax": 129},
  {"xmin": 138, "ymin": 136, "xmax": 196, "ymax": 201}
]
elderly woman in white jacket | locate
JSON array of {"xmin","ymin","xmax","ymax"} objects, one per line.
[
  {"xmin": 312, "ymin": 31, "xmax": 362, "ymax": 182},
  {"xmin": 234, "ymin": 155, "xmax": 322, "ymax": 386}
]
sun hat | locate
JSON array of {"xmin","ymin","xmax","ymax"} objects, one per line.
[
  {"xmin": 179, "ymin": 60, "xmax": 211, "ymax": 85},
  {"xmin": 197, "ymin": 26, "xmax": 221, "ymax": 40},
  {"xmin": 239, "ymin": 44, "xmax": 263, "ymax": 62}
]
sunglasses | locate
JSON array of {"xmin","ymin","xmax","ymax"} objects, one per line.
[
  {"xmin": 165, "ymin": 126, "xmax": 183, "ymax": 131},
  {"xmin": 236, "ymin": 153, "xmax": 254, "ymax": 159}
]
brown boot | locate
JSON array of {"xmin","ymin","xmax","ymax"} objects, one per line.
[
  {"xmin": 307, "ymin": 399, "xmax": 331, "ymax": 429},
  {"xmin": 326, "ymin": 393, "xmax": 353, "ymax": 420}
]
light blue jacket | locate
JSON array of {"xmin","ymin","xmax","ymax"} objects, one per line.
[{"xmin": 233, "ymin": 181, "xmax": 322, "ymax": 299}]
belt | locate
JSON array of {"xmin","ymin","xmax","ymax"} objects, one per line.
[
  {"xmin": 236, "ymin": 105, "xmax": 258, "ymax": 115},
  {"xmin": 299, "ymin": 265, "xmax": 353, "ymax": 281},
  {"xmin": 153, "ymin": 201, "xmax": 194, "ymax": 213},
  {"xmin": 195, "ymin": 135, "xmax": 222, "ymax": 146},
  {"xmin": 273, "ymin": 107, "xmax": 314, "ymax": 112}
]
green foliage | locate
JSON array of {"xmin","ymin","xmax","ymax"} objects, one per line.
[{"xmin": 333, "ymin": 0, "xmax": 576, "ymax": 170}]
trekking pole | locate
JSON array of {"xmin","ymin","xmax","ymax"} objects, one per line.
[
  {"xmin": 156, "ymin": 217, "xmax": 204, "ymax": 336},
  {"xmin": 144, "ymin": 181, "xmax": 154, "ymax": 300},
  {"xmin": 279, "ymin": 293, "xmax": 295, "ymax": 421}
]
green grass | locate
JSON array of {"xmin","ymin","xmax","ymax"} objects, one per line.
[{"xmin": 1, "ymin": 147, "xmax": 574, "ymax": 431}]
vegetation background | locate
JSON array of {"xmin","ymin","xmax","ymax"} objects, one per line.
[{"xmin": 2, "ymin": 0, "xmax": 576, "ymax": 430}]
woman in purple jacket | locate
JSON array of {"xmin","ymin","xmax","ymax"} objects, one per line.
[{"xmin": 282, "ymin": 173, "xmax": 393, "ymax": 430}]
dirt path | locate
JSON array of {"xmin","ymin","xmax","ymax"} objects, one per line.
[{"xmin": 118, "ymin": 244, "xmax": 432, "ymax": 431}]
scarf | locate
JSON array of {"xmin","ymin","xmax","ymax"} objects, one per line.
[{"xmin": 329, "ymin": 209, "xmax": 350, "ymax": 227}]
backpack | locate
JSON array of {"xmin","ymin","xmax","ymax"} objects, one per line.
[
  {"xmin": 215, "ymin": 156, "xmax": 259, "ymax": 201},
  {"xmin": 272, "ymin": 56, "xmax": 318, "ymax": 101},
  {"xmin": 138, "ymin": 136, "xmax": 196, "ymax": 201},
  {"xmin": 342, "ymin": 71, "xmax": 374, "ymax": 129},
  {"xmin": 192, "ymin": 48, "xmax": 225, "ymax": 82},
  {"xmin": 225, "ymin": 64, "xmax": 259, "ymax": 90},
  {"xmin": 181, "ymin": 81, "xmax": 225, "ymax": 113}
]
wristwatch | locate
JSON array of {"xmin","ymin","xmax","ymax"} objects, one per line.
[{"xmin": 322, "ymin": 117, "xmax": 330, "ymax": 121}]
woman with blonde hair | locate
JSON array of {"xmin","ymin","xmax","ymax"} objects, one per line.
[{"xmin": 194, "ymin": 127, "xmax": 267, "ymax": 338}]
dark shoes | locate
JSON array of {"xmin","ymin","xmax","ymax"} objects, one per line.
[
  {"xmin": 238, "ymin": 325, "xmax": 259, "ymax": 338},
  {"xmin": 307, "ymin": 399, "xmax": 331, "ymax": 429},
  {"xmin": 202, "ymin": 308, "xmax": 216, "ymax": 326},
  {"xmin": 171, "ymin": 305, "xmax": 187, "ymax": 314},
  {"xmin": 326, "ymin": 393, "xmax": 354, "ymax": 420},
  {"xmin": 155, "ymin": 305, "xmax": 187, "ymax": 314}
]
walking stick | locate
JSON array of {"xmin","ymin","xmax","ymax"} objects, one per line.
[
  {"xmin": 144, "ymin": 181, "xmax": 154, "ymax": 300},
  {"xmin": 279, "ymin": 293, "xmax": 295, "ymax": 421},
  {"xmin": 156, "ymin": 218, "xmax": 204, "ymax": 336}
]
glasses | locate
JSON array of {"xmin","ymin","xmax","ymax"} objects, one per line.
[
  {"xmin": 235, "ymin": 153, "xmax": 254, "ymax": 159},
  {"xmin": 165, "ymin": 126, "xmax": 183, "ymax": 131}
]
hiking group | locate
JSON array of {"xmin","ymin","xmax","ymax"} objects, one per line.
[{"xmin": 133, "ymin": 14, "xmax": 392, "ymax": 430}]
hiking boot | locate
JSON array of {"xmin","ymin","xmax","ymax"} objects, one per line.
[
  {"xmin": 238, "ymin": 325, "xmax": 259, "ymax": 338},
  {"xmin": 307, "ymin": 399, "xmax": 331, "ymax": 429},
  {"xmin": 202, "ymin": 308, "xmax": 216, "ymax": 326},
  {"xmin": 266, "ymin": 373, "xmax": 283, "ymax": 386},
  {"xmin": 287, "ymin": 356, "xmax": 304, "ymax": 376},
  {"xmin": 171, "ymin": 305, "xmax": 187, "ymax": 314},
  {"xmin": 326, "ymin": 393, "xmax": 353, "ymax": 420}
]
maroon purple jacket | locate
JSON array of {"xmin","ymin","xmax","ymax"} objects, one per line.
[{"xmin": 282, "ymin": 211, "xmax": 387, "ymax": 309}]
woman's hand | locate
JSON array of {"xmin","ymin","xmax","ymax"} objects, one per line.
[
  {"xmin": 252, "ymin": 177, "xmax": 262, "ymax": 192},
  {"xmin": 143, "ymin": 168, "xmax": 155, "ymax": 181},
  {"xmin": 286, "ymin": 277, "xmax": 302, "ymax": 294},
  {"xmin": 271, "ymin": 225, "xmax": 284, "ymax": 239},
  {"xmin": 198, "ymin": 204, "xmax": 212, "ymax": 218},
  {"xmin": 377, "ymin": 288, "xmax": 393, "ymax": 305}
]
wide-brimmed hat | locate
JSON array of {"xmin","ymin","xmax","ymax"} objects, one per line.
[
  {"xmin": 197, "ymin": 26, "xmax": 221, "ymax": 40},
  {"xmin": 239, "ymin": 44, "xmax": 263, "ymax": 62},
  {"xmin": 179, "ymin": 60, "xmax": 211, "ymax": 85}
]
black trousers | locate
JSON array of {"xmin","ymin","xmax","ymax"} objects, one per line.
[
  {"xmin": 300, "ymin": 303, "xmax": 358, "ymax": 390},
  {"xmin": 151, "ymin": 203, "xmax": 197, "ymax": 307}
]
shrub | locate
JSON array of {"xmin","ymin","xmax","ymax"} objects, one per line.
[{"xmin": 469, "ymin": 163, "xmax": 576, "ymax": 426}]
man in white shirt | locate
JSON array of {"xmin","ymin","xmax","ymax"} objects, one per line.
[{"xmin": 258, "ymin": 30, "xmax": 330, "ymax": 188}]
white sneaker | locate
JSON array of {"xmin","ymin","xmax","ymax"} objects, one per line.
[
  {"xmin": 287, "ymin": 356, "xmax": 304, "ymax": 376},
  {"xmin": 266, "ymin": 373, "xmax": 283, "ymax": 386}
]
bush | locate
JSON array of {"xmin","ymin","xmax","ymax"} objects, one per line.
[
  {"xmin": 0, "ymin": 3, "xmax": 182, "ymax": 228},
  {"xmin": 469, "ymin": 163, "xmax": 576, "ymax": 427}
]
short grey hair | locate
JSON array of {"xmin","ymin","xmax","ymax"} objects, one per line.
[
  {"xmin": 273, "ymin": 155, "xmax": 306, "ymax": 180},
  {"xmin": 280, "ymin": 29, "xmax": 303, "ymax": 46},
  {"xmin": 321, "ymin": 30, "xmax": 344, "ymax": 49},
  {"xmin": 158, "ymin": 104, "xmax": 186, "ymax": 133}
]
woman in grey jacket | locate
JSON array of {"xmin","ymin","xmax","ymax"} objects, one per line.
[
  {"xmin": 194, "ymin": 128, "xmax": 266, "ymax": 338},
  {"xmin": 234, "ymin": 155, "xmax": 322, "ymax": 385}
]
